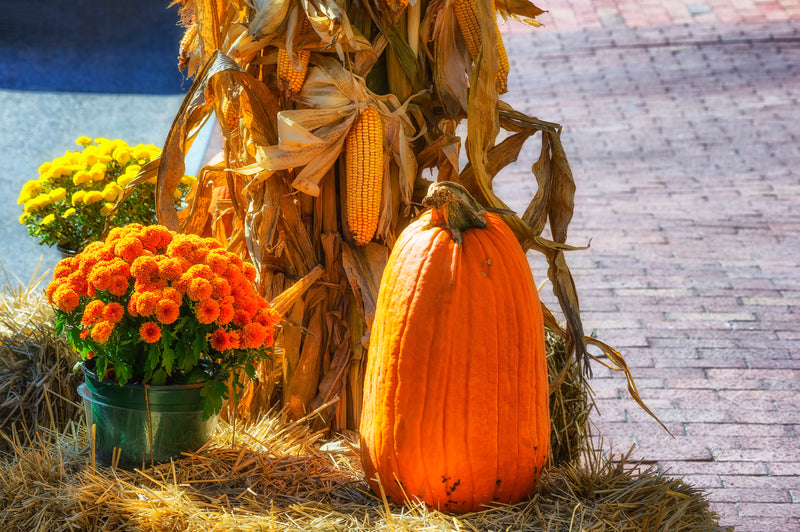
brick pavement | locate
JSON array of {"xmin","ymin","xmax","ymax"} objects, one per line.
[{"xmin": 495, "ymin": 10, "xmax": 800, "ymax": 532}]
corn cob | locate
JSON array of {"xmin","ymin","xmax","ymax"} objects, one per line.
[
  {"xmin": 178, "ymin": 25, "xmax": 197, "ymax": 72},
  {"xmin": 222, "ymin": 97, "xmax": 240, "ymax": 133},
  {"xmin": 452, "ymin": 0, "xmax": 509, "ymax": 94},
  {"xmin": 277, "ymin": 18, "xmax": 312, "ymax": 97},
  {"xmin": 345, "ymin": 107, "xmax": 384, "ymax": 246}
]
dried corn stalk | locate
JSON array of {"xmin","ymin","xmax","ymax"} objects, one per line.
[{"xmin": 154, "ymin": 0, "xmax": 666, "ymax": 436}]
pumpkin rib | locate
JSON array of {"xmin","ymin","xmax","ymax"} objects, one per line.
[
  {"xmin": 492, "ymin": 213, "xmax": 549, "ymax": 497},
  {"xmin": 409, "ymin": 228, "xmax": 451, "ymax": 504},
  {"xmin": 474, "ymin": 224, "xmax": 517, "ymax": 502},
  {"xmin": 490, "ymin": 216, "xmax": 527, "ymax": 498},
  {"xmin": 389, "ymin": 227, "xmax": 436, "ymax": 502}
]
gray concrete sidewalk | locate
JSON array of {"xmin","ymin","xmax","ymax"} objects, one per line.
[
  {"xmin": 0, "ymin": 91, "xmax": 184, "ymax": 287},
  {"xmin": 495, "ymin": 19, "xmax": 800, "ymax": 532}
]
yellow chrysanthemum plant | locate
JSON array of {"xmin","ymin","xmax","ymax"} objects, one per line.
[
  {"xmin": 18, "ymin": 137, "xmax": 197, "ymax": 253},
  {"xmin": 46, "ymin": 224, "xmax": 281, "ymax": 418}
]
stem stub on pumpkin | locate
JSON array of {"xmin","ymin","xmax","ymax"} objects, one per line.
[{"xmin": 422, "ymin": 182, "xmax": 487, "ymax": 244}]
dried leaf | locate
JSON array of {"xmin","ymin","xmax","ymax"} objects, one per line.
[
  {"xmin": 341, "ymin": 243, "xmax": 388, "ymax": 330},
  {"xmin": 496, "ymin": 0, "xmax": 544, "ymax": 26},
  {"xmin": 586, "ymin": 336, "xmax": 672, "ymax": 435},
  {"xmin": 424, "ymin": 0, "xmax": 470, "ymax": 117},
  {"xmin": 248, "ymin": 0, "xmax": 292, "ymax": 39}
]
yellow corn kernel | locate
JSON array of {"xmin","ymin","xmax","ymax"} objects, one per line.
[
  {"xmin": 452, "ymin": 0, "xmax": 509, "ymax": 94},
  {"xmin": 345, "ymin": 107, "xmax": 384, "ymax": 246}
]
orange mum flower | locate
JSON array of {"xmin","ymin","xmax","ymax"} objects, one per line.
[
  {"xmin": 102, "ymin": 302, "xmax": 125, "ymax": 323},
  {"xmin": 205, "ymin": 251, "xmax": 228, "ymax": 274},
  {"xmin": 135, "ymin": 278, "xmax": 167, "ymax": 293},
  {"xmin": 109, "ymin": 258, "xmax": 131, "ymax": 278},
  {"xmin": 139, "ymin": 321, "xmax": 162, "ymax": 343},
  {"xmin": 158, "ymin": 258, "xmax": 185, "ymax": 281},
  {"xmin": 131, "ymin": 255, "xmax": 159, "ymax": 282},
  {"xmin": 108, "ymin": 274, "xmax": 130, "ymax": 297},
  {"xmin": 253, "ymin": 309, "xmax": 277, "ymax": 328},
  {"xmin": 211, "ymin": 278, "xmax": 231, "ymax": 299},
  {"xmin": 236, "ymin": 297, "xmax": 258, "ymax": 316},
  {"xmin": 45, "ymin": 282, "xmax": 60, "ymax": 304},
  {"xmin": 166, "ymin": 235, "xmax": 197, "ymax": 259},
  {"xmin": 135, "ymin": 290, "xmax": 159, "ymax": 316},
  {"xmin": 90, "ymin": 320, "xmax": 114, "ymax": 343},
  {"xmin": 232, "ymin": 309, "xmax": 252, "ymax": 328},
  {"xmin": 187, "ymin": 277, "xmax": 213, "ymax": 301},
  {"xmin": 155, "ymin": 299, "xmax": 181, "ymax": 324},
  {"xmin": 82, "ymin": 299, "xmax": 105, "ymax": 323},
  {"xmin": 242, "ymin": 262, "xmax": 257, "ymax": 283},
  {"xmin": 54, "ymin": 287, "xmax": 80, "ymax": 312},
  {"xmin": 115, "ymin": 236, "xmax": 145, "ymax": 263},
  {"xmin": 209, "ymin": 328, "xmax": 231, "ymax": 352},
  {"xmin": 186, "ymin": 264, "xmax": 214, "ymax": 280},
  {"xmin": 53, "ymin": 258, "xmax": 77, "ymax": 280},
  {"xmin": 162, "ymin": 287, "xmax": 182, "ymax": 305},
  {"xmin": 142, "ymin": 225, "xmax": 173, "ymax": 250},
  {"xmin": 227, "ymin": 330, "xmax": 240, "ymax": 350},
  {"xmin": 217, "ymin": 303, "xmax": 235, "ymax": 325},
  {"xmin": 196, "ymin": 299, "xmax": 220, "ymax": 324},
  {"xmin": 127, "ymin": 297, "xmax": 139, "ymax": 318},
  {"xmin": 240, "ymin": 322, "xmax": 268, "ymax": 349},
  {"xmin": 88, "ymin": 267, "xmax": 112, "ymax": 292}
]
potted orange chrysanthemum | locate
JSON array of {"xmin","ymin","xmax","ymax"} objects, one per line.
[{"xmin": 46, "ymin": 223, "xmax": 279, "ymax": 467}]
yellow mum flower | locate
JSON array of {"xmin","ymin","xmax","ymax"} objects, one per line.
[
  {"xmin": 101, "ymin": 203, "xmax": 115, "ymax": 216},
  {"xmin": 73, "ymin": 171, "xmax": 93, "ymax": 186},
  {"xmin": 17, "ymin": 180, "xmax": 40, "ymax": 204},
  {"xmin": 117, "ymin": 174, "xmax": 132, "ymax": 188},
  {"xmin": 83, "ymin": 191, "xmax": 104, "ymax": 205},
  {"xmin": 112, "ymin": 146, "xmax": 131, "ymax": 165},
  {"xmin": 173, "ymin": 189, "xmax": 183, "ymax": 199},
  {"xmin": 63, "ymin": 208, "xmax": 76, "ymax": 218},
  {"xmin": 102, "ymin": 182, "xmax": 123, "ymax": 202},
  {"xmin": 125, "ymin": 164, "xmax": 141, "ymax": 176},
  {"xmin": 180, "ymin": 175, "xmax": 197, "ymax": 188},
  {"xmin": 38, "ymin": 162, "xmax": 52, "ymax": 175},
  {"xmin": 94, "ymin": 137, "xmax": 111, "ymax": 147},
  {"xmin": 90, "ymin": 163, "xmax": 107, "ymax": 181},
  {"xmin": 76, "ymin": 136, "xmax": 92, "ymax": 146},
  {"xmin": 97, "ymin": 154, "xmax": 112, "ymax": 164},
  {"xmin": 71, "ymin": 190, "xmax": 87, "ymax": 205},
  {"xmin": 48, "ymin": 187, "xmax": 67, "ymax": 202},
  {"xmin": 82, "ymin": 151, "xmax": 98, "ymax": 167},
  {"xmin": 18, "ymin": 213, "xmax": 29, "ymax": 224},
  {"xmin": 31, "ymin": 193, "xmax": 52, "ymax": 207},
  {"xmin": 41, "ymin": 214, "xmax": 56, "ymax": 225},
  {"xmin": 49, "ymin": 165, "xmax": 70, "ymax": 178}
]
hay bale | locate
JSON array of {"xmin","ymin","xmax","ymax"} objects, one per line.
[
  {"xmin": 0, "ymin": 282, "xmax": 82, "ymax": 452},
  {"xmin": 0, "ymin": 414, "xmax": 731, "ymax": 531}
]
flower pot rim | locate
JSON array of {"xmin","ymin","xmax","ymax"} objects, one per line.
[{"xmin": 81, "ymin": 364, "xmax": 207, "ymax": 391}]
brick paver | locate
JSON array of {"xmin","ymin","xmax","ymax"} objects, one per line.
[{"xmin": 496, "ymin": 9, "xmax": 800, "ymax": 532}]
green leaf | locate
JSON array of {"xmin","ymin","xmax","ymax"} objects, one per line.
[{"xmin": 151, "ymin": 369, "xmax": 167, "ymax": 386}]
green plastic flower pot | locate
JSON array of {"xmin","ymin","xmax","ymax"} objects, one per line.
[{"xmin": 79, "ymin": 367, "xmax": 217, "ymax": 469}]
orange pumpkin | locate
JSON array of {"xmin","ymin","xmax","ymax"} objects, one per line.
[{"xmin": 360, "ymin": 182, "xmax": 550, "ymax": 514}]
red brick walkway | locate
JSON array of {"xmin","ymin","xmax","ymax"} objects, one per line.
[{"xmin": 497, "ymin": 4, "xmax": 800, "ymax": 531}]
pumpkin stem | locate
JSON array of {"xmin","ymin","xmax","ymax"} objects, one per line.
[{"xmin": 422, "ymin": 182, "xmax": 487, "ymax": 244}]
